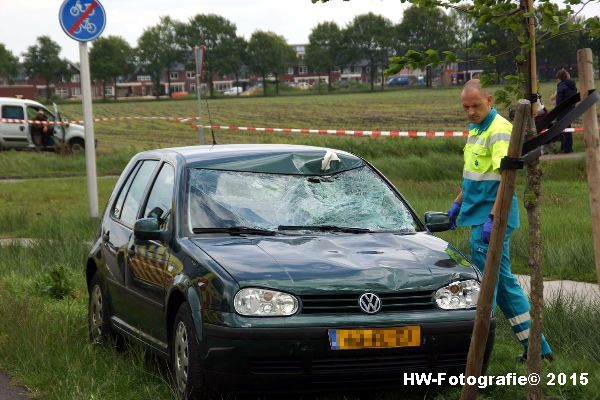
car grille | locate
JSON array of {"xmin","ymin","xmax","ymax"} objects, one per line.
[
  {"xmin": 299, "ymin": 290, "xmax": 435, "ymax": 314},
  {"xmin": 248, "ymin": 351, "xmax": 467, "ymax": 376}
]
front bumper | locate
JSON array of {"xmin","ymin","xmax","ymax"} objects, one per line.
[{"xmin": 199, "ymin": 318, "xmax": 496, "ymax": 392}]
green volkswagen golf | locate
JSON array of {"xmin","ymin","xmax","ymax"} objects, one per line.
[{"xmin": 86, "ymin": 144, "xmax": 494, "ymax": 399}]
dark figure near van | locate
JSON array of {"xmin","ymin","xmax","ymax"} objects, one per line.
[
  {"xmin": 555, "ymin": 69, "xmax": 577, "ymax": 153},
  {"xmin": 31, "ymin": 110, "xmax": 48, "ymax": 148}
]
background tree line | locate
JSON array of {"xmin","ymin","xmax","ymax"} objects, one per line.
[{"xmin": 0, "ymin": 6, "xmax": 598, "ymax": 99}]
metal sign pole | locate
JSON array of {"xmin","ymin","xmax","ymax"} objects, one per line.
[
  {"xmin": 59, "ymin": 0, "xmax": 105, "ymax": 218},
  {"xmin": 194, "ymin": 46, "xmax": 205, "ymax": 145},
  {"xmin": 79, "ymin": 42, "xmax": 99, "ymax": 217}
]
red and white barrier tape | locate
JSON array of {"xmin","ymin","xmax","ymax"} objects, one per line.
[
  {"xmin": 190, "ymin": 124, "xmax": 584, "ymax": 137},
  {"xmin": 190, "ymin": 125, "xmax": 471, "ymax": 137},
  {"xmin": 0, "ymin": 116, "xmax": 187, "ymax": 125},
  {"xmin": 0, "ymin": 117, "xmax": 589, "ymax": 138}
]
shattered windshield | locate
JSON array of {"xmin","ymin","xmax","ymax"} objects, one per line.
[{"xmin": 187, "ymin": 167, "xmax": 418, "ymax": 233}]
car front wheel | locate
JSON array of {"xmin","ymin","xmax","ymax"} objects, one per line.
[
  {"xmin": 172, "ymin": 303, "xmax": 214, "ymax": 400},
  {"xmin": 69, "ymin": 138, "xmax": 85, "ymax": 153}
]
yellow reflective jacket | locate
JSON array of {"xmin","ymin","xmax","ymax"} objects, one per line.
[{"xmin": 458, "ymin": 109, "xmax": 520, "ymax": 228}]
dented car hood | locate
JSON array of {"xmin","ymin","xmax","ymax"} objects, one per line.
[{"xmin": 191, "ymin": 232, "xmax": 478, "ymax": 294}]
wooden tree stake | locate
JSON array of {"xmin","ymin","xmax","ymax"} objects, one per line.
[{"xmin": 577, "ymin": 48, "xmax": 600, "ymax": 287}]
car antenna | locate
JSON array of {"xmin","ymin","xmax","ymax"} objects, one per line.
[{"xmin": 204, "ymin": 96, "xmax": 217, "ymax": 145}]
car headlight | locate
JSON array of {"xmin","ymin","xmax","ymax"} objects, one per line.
[
  {"xmin": 234, "ymin": 288, "xmax": 298, "ymax": 316},
  {"xmin": 435, "ymin": 280, "xmax": 480, "ymax": 310}
]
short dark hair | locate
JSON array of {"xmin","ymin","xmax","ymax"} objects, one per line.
[{"xmin": 556, "ymin": 69, "xmax": 569, "ymax": 81}]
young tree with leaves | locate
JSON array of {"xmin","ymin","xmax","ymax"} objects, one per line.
[
  {"xmin": 220, "ymin": 36, "xmax": 248, "ymax": 94},
  {"xmin": 136, "ymin": 17, "xmax": 183, "ymax": 99},
  {"xmin": 136, "ymin": 27, "xmax": 164, "ymax": 99},
  {"xmin": 22, "ymin": 36, "xmax": 70, "ymax": 102},
  {"xmin": 344, "ymin": 13, "xmax": 394, "ymax": 91},
  {"xmin": 396, "ymin": 5, "xmax": 458, "ymax": 86},
  {"xmin": 247, "ymin": 31, "xmax": 296, "ymax": 96},
  {"xmin": 0, "ymin": 43, "xmax": 19, "ymax": 85},
  {"xmin": 305, "ymin": 22, "xmax": 343, "ymax": 92},
  {"xmin": 177, "ymin": 14, "xmax": 239, "ymax": 98},
  {"xmin": 90, "ymin": 36, "xmax": 134, "ymax": 100}
]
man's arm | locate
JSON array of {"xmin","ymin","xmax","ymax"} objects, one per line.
[{"xmin": 454, "ymin": 191, "xmax": 463, "ymax": 205}]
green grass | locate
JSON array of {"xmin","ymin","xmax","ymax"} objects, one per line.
[
  {"xmin": 1, "ymin": 233, "xmax": 598, "ymax": 399},
  {"xmin": 0, "ymin": 242, "xmax": 177, "ymax": 400}
]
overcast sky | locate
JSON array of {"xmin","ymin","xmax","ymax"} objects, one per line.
[{"xmin": 2, "ymin": 0, "xmax": 599, "ymax": 62}]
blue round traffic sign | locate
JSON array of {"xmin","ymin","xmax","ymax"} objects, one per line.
[{"xmin": 59, "ymin": 0, "xmax": 106, "ymax": 42}]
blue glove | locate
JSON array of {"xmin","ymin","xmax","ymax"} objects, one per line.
[
  {"xmin": 447, "ymin": 201, "xmax": 461, "ymax": 230},
  {"xmin": 482, "ymin": 214, "xmax": 494, "ymax": 243}
]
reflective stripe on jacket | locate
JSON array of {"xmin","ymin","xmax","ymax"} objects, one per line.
[{"xmin": 458, "ymin": 110, "xmax": 520, "ymax": 228}]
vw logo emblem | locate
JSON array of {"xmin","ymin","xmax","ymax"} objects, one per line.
[{"xmin": 359, "ymin": 293, "xmax": 381, "ymax": 314}]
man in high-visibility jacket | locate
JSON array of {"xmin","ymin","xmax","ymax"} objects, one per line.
[{"xmin": 447, "ymin": 79, "xmax": 553, "ymax": 361}]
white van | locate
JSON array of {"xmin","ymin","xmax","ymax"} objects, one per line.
[
  {"xmin": 0, "ymin": 97, "xmax": 86, "ymax": 151},
  {"xmin": 222, "ymin": 86, "xmax": 244, "ymax": 96}
]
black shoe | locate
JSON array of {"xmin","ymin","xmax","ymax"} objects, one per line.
[{"xmin": 517, "ymin": 352, "xmax": 554, "ymax": 363}]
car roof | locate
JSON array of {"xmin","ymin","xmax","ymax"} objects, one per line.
[
  {"xmin": 0, "ymin": 97, "xmax": 45, "ymax": 108},
  {"xmin": 142, "ymin": 144, "xmax": 364, "ymax": 175}
]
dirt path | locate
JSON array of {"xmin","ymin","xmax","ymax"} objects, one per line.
[{"xmin": 0, "ymin": 371, "xmax": 32, "ymax": 399}]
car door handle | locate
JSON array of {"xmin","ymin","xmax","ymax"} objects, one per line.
[
  {"xmin": 102, "ymin": 231, "xmax": 110, "ymax": 243},
  {"xmin": 19, "ymin": 126, "xmax": 24, "ymax": 131},
  {"xmin": 128, "ymin": 245, "xmax": 135, "ymax": 257}
]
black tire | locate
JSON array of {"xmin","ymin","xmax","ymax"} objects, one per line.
[
  {"xmin": 88, "ymin": 274, "xmax": 114, "ymax": 344},
  {"xmin": 69, "ymin": 137, "xmax": 85, "ymax": 153},
  {"xmin": 172, "ymin": 303, "xmax": 214, "ymax": 400}
]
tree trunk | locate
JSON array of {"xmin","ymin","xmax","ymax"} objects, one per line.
[
  {"xmin": 381, "ymin": 67, "xmax": 385, "ymax": 90},
  {"xmin": 262, "ymin": 74, "xmax": 267, "ymax": 96},
  {"xmin": 154, "ymin": 73, "xmax": 160, "ymax": 100},
  {"xmin": 521, "ymin": 0, "xmax": 543, "ymax": 398},
  {"xmin": 328, "ymin": 69, "xmax": 332, "ymax": 92},
  {"xmin": 275, "ymin": 73, "xmax": 279, "ymax": 95},
  {"xmin": 102, "ymin": 81, "xmax": 106, "ymax": 101},
  {"xmin": 45, "ymin": 79, "xmax": 51, "ymax": 102},
  {"xmin": 167, "ymin": 68, "xmax": 172, "ymax": 98},
  {"xmin": 369, "ymin": 60, "xmax": 375, "ymax": 91},
  {"xmin": 496, "ymin": 63, "xmax": 502, "ymax": 84},
  {"xmin": 426, "ymin": 66, "xmax": 433, "ymax": 87},
  {"xmin": 235, "ymin": 72, "xmax": 240, "ymax": 96},
  {"xmin": 113, "ymin": 77, "xmax": 118, "ymax": 101}
]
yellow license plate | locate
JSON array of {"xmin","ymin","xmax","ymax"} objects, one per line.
[{"xmin": 328, "ymin": 326, "xmax": 421, "ymax": 350}]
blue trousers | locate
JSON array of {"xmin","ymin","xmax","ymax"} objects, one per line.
[{"xmin": 470, "ymin": 225, "xmax": 552, "ymax": 355}]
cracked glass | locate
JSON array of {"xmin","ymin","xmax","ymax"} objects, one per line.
[{"xmin": 188, "ymin": 167, "xmax": 417, "ymax": 232}]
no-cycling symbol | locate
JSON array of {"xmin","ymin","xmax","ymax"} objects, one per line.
[{"xmin": 59, "ymin": 0, "xmax": 106, "ymax": 42}]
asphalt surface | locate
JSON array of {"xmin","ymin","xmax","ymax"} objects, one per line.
[{"xmin": 0, "ymin": 371, "xmax": 31, "ymax": 399}]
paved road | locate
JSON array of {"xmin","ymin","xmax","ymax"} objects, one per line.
[
  {"xmin": 515, "ymin": 274, "xmax": 600, "ymax": 304},
  {"xmin": 0, "ymin": 371, "xmax": 31, "ymax": 399}
]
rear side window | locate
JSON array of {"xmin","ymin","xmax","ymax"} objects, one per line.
[
  {"xmin": 112, "ymin": 162, "xmax": 141, "ymax": 220},
  {"xmin": 144, "ymin": 163, "xmax": 175, "ymax": 229},
  {"xmin": 2, "ymin": 105, "xmax": 24, "ymax": 120},
  {"xmin": 116, "ymin": 160, "xmax": 159, "ymax": 226}
]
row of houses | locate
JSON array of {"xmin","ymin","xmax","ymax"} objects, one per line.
[{"xmin": 0, "ymin": 45, "xmax": 429, "ymax": 100}]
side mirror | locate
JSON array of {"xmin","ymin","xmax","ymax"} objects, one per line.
[
  {"xmin": 134, "ymin": 218, "xmax": 169, "ymax": 241},
  {"xmin": 424, "ymin": 212, "xmax": 452, "ymax": 232}
]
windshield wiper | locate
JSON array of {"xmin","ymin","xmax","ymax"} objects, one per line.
[
  {"xmin": 277, "ymin": 225, "xmax": 372, "ymax": 234},
  {"xmin": 192, "ymin": 226, "xmax": 276, "ymax": 236}
]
